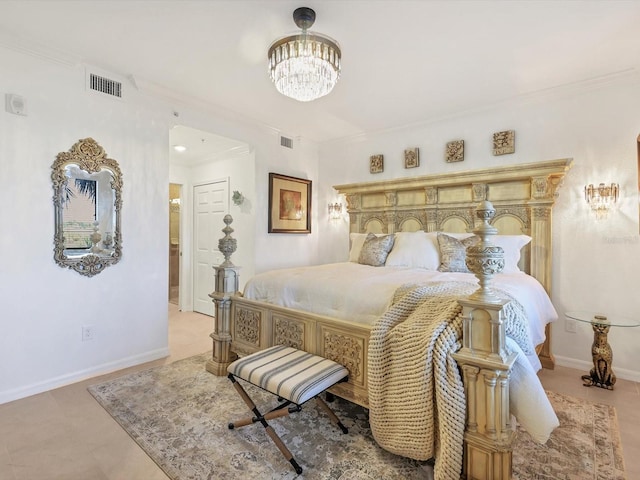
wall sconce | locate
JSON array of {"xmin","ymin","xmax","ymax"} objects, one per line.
[
  {"xmin": 328, "ymin": 202, "xmax": 342, "ymax": 219},
  {"xmin": 232, "ymin": 190, "xmax": 245, "ymax": 206},
  {"xmin": 584, "ymin": 182, "xmax": 619, "ymax": 218}
]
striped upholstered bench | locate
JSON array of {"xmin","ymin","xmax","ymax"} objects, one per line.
[{"xmin": 227, "ymin": 345, "xmax": 349, "ymax": 474}]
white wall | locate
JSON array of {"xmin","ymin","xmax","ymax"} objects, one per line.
[
  {"xmin": 0, "ymin": 45, "xmax": 321, "ymax": 404},
  {"xmin": 317, "ymin": 72, "xmax": 640, "ymax": 381},
  {"xmin": 0, "ymin": 47, "xmax": 172, "ymax": 403}
]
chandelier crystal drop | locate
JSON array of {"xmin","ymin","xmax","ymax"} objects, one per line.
[{"xmin": 268, "ymin": 7, "xmax": 341, "ymax": 102}]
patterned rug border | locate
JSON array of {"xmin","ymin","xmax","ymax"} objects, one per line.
[{"xmin": 88, "ymin": 353, "xmax": 626, "ymax": 480}]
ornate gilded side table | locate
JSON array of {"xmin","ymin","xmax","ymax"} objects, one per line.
[{"xmin": 565, "ymin": 311, "xmax": 640, "ymax": 390}]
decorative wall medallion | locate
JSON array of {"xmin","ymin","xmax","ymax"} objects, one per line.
[
  {"xmin": 404, "ymin": 148, "xmax": 419, "ymax": 168},
  {"xmin": 446, "ymin": 140, "xmax": 464, "ymax": 162},
  {"xmin": 493, "ymin": 130, "xmax": 515, "ymax": 155},
  {"xmin": 370, "ymin": 154, "xmax": 384, "ymax": 173}
]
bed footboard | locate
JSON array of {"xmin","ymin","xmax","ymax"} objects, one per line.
[{"xmin": 227, "ymin": 296, "xmax": 372, "ymax": 407}]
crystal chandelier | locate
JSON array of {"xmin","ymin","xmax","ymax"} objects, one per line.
[{"xmin": 268, "ymin": 7, "xmax": 341, "ymax": 102}]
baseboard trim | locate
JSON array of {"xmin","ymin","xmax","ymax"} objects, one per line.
[
  {"xmin": 0, "ymin": 347, "xmax": 170, "ymax": 405},
  {"xmin": 554, "ymin": 355, "xmax": 640, "ymax": 383}
]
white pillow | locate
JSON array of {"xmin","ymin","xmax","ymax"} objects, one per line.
[
  {"xmin": 385, "ymin": 231, "xmax": 440, "ymax": 270},
  {"xmin": 492, "ymin": 234, "xmax": 531, "ymax": 273}
]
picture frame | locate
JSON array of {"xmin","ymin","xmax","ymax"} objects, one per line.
[{"xmin": 268, "ymin": 173, "xmax": 312, "ymax": 233}]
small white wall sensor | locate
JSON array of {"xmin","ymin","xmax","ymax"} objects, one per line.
[{"xmin": 5, "ymin": 93, "xmax": 27, "ymax": 116}]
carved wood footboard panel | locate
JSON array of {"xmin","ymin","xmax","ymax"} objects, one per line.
[{"xmin": 229, "ymin": 297, "xmax": 372, "ymax": 407}]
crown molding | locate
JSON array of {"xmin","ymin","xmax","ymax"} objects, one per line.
[
  {"xmin": 132, "ymin": 75, "xmax": 283, "ymax": 139},
  {"xmin": 326, "ymin": 68, "xmax": 640, "ymax": 146},
  {"xmin": 0, "ymin": 27, "xmax": 80, "ymax": 67}
]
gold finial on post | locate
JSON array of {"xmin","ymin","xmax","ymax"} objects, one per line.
[
  {"xmin": 218, "ymin": 214, "xmax": 237, "ymax": 267},
  {"xmin": 465, "ymin": 201, "xmax": 505, "ymax": 303}
]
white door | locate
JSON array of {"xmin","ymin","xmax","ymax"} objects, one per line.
[{"xmin": 193, "ymin": 180, "xmax": 228, "ymax": 316}]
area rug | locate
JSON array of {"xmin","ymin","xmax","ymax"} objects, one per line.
[{"xmin": 88, "ymin": 353, "xmax": 626, "ymax": 480}]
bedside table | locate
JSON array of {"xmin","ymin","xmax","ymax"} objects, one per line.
[{"xmin": 565, "ymin": 311, "xmax": 640, "ymax": 390}]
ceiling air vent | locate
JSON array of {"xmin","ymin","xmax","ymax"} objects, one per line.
[
  {"xmin": 280, "ymin": 135, "xmax": 293, "ymax": 149},
  {"xmin": 88, "ymin": 73, "xmax": 122, "ymax": 98}
]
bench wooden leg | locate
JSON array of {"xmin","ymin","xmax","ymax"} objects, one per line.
[
  {"xmin": 316, "ymin": 397, "xmax": 348, "ymax": 434},
  {"xmin": 227, "ymin": 374, "xmax": 303, "ymax": 474}
]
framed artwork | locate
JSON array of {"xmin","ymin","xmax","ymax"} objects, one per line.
[
  {"xmin": 370, "ymin": 154, "xmax": 384, "ymax": 173},
  {"xmin": 493, "ymin": 130, "xmax": 515, "ymax": 155},
  {"xmin": 404, "ymin": 148, "xmax": 419, "ymax": 168},
  {"xmin": 268, "ymin": 173, "xmax": 311, "ymax": 233},
  {"xmin": 446, "ymin": 140, "xmax": 464, "ymax": 163}
]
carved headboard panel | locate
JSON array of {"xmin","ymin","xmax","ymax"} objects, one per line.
[
  {"xmin": 334, "ymin": 159, "xmax": 572, "ymax": 293},
  {"xmin": 334, "ymin": 159, "xmax": 572, "ymax": 369}
]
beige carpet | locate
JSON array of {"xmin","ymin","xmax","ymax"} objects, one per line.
[{"xmin": 88, "ymin": 353, "xmax": 626, "ymax": 480}]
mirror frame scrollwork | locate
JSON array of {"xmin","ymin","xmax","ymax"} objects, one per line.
[{"xmin": 51, "ymin": 138, "xmax": 123, "ymax": 277}]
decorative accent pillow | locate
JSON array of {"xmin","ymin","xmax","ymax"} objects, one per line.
[
  {"xmin": 358, "ymin": 233, "xmax": 395, "ymax": 267},
  {"xmin": 437, "ymin": 233, "xmax": 479, "ymax": 272},
  {"xmin": 384, "ymin": 231, "xmax": 440, "ymax": 270},
  {"xmin": 349, "ymin": 233, "xmax": 388, "ymax": 262}
]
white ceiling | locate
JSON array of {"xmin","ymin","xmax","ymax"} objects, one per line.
[
  {"xmin": 169, "ymin": 125, "xmax": 249, "ymax": 167},
  {"xmin": 2, "ymin": 0, "xmax": 640, "ymax": 146}
]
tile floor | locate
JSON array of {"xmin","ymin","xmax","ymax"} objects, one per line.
[{"xmin": 0, "ymin": 304, "xmax": 638, "ymax": 479}]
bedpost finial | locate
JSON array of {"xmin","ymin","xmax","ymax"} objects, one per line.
[
  {"xmin": 218, "ymin": 214, "xmax": 237, "ymax": 267},
  {"xmin": 466, "ymin": 201, "xmax": 505, "ymax": 303}
]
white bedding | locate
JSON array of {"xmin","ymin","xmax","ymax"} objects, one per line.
[{"xmin": 243, "ymin": 262, "xmax": 557, "ymax": 370}]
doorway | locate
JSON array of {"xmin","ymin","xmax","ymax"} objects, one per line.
[
  {"xmin": 169, "ymin": 124, "xmax": 255, "ymax": 313},
  {"xmin": 193, "ymin": 179, "xmax": 229, "ymax": 316},
  {"xmin": 169, "ymin": 183, "xmax": 181, "ymax": 305}
]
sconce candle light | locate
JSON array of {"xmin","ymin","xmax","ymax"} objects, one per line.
[
  {"xmin": 584, "ymin": 182, "xmax": 619, "ymax": 218},
  {"xmin": 328, "ymin": 202, "xmax": 342, "ymax": 219}
]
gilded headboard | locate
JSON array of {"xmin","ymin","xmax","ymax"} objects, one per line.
[{"xmin": 334, "ymin": 158, "xmax": 573, "ymax": 367}]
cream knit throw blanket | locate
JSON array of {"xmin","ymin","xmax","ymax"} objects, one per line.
[{"xmin": 368, "ymin": 281, "xmax": 531, "ymax": 480}]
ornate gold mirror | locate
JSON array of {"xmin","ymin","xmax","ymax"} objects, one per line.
[{"xmin": 51, "ymin": 138, "xmax": 123, "ymax": 277}]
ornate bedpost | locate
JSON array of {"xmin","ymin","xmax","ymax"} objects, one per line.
[
  {"xmin": 452, "ymin": 201, "xmax": 517, "ymax": 480},
  {"xmin": 206, "ymin": 214, "xmax": 240, "ymax": 376}
]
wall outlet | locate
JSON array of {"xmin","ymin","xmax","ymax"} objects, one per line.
[
  {"xmin": 565, "ymin": 318, "xmax": 577, "ymax": 333},
  {"xmin": 82, "ymin": 325, "xmax": 95, "ymax": 341}
]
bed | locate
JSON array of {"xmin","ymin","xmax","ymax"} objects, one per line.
[{"xmin": 206, "ymin": 158, "xmax": 573, "ymax": 480}]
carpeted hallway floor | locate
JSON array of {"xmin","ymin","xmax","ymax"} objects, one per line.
[{"xmin": 0, "ymin": 303, "xmax": 638, "ymax": 479}]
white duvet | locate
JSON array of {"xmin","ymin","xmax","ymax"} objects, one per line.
[
  {"xmin": 243, "ymin": 262, "xmax": 560, "ymax": 444},
  {"xmin": 243, "ymin": 262, "xmax": 557, "ymax": 367}
]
